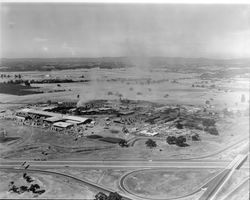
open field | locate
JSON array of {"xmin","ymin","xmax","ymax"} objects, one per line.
[
  {"xmin": 0, "ymin": 169, "xmax": 98, "ymax": 199},
  {"xmin": 0, "ymin": 83, "xmax": 43, "ymax": 96},
  {"xmin": 122, "ymin": 168, "xmax": 220, "ymax": 199}
]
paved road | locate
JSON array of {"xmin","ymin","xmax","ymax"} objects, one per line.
[
  {"xmin": 1, "ymin": 159, "xmax": 248, "ymax": 200},
  {"xmin": 119, "ymin": 168, "xmax": 228, "ymax": 200},
  {"xmin": 0, "ymin": 167, "xmax": 136, "ymax": 200},
  {"xmin": 220, "ymin": 176, "xmax": 249, "ymax": 200},
  {"xmin": 1, "ymin": 160, "xmax": 248, "ymax": 169}
]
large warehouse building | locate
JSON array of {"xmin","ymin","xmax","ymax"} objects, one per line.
[{"xmin": 16, "ymin": 108, "xmax": 92, "ymax": 129}]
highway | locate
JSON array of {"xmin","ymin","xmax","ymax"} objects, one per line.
[
  {"xmin": 0, "ymin": 157, "xmax": 249, "ymax": 200},
  {"xmin": 220, "ymin": 176, "xmax": 249, "ymax": 200},
  {"xmin": 1, "ymin": 160, "xmax": 248, "ymax": 169},
  {"xmin": 199, "ymin": 154, "xmax": 249, "ymax": 200},
  {"xmin": 0, "ymin": 139, "xmax": 248, "ymax": 200}
]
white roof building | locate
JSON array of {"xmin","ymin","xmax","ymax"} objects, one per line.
[
  {"xmin": 44, "ymin": 116, "xmax": 63, "ymax": 123},
  {"xmin": 53, "ymin": 121, "xmax": 74, "ymax": 128},
  {"xmin": 140, "ymin": 130, "xmax": 159, "ymax": 136},
  {"xmin": 17, "ymin": 108, "xmax": 91, "ymax": 125}
]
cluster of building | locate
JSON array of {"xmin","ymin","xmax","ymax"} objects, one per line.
[{"xmin": 15, "ymin": 108, "xmax": 92, "ymax": 131}]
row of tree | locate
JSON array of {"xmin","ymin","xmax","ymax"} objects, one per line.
[
  {"xmin": 94, "ymin": 192, "xmax": 122, "ymax": 200},
  {"xmin": 145, "ymin": 135, "xmax": 198, "ymax": 149},
  {"xmin": 0, "ymin": 74, "xmax": 21, "ymax": 78}
]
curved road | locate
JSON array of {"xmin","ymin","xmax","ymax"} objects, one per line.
[
  {"xmin": 118, "ymin": 168, "xmax": 228, "ymax": 200},
  {"xmin": 127, "ymin": 136, "xmax": 249, "ymax": 160},
  {"xmin": 0, "ymin": 167, "xmax": 134, "ymax": 200}
]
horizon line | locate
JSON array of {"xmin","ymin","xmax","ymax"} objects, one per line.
[{"xmin": 1, "ymin": 56, "xmax": 250, "ymax": 61}]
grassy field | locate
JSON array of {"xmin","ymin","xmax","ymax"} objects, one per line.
[
  {"xmin": 0, "ymin": 68, "xmax": 248, "ymax": 108},
  {"xmin": 0, "ymin": 83, "xmax": 42, "ymax": 96},
  {"xmin": 0, "ymin": 170, "xmax": 98, "ymax": 199},
  {"xmin": 123, "ymin": 169, "xmax": 220, "ymax": 199}
]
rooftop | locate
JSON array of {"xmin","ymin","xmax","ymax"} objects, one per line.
[{"xmin": 53, "ymin": 121, "xmax": 73, "ymax": 128}]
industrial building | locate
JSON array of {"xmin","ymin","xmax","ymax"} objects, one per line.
[{"xmin": 16, "ymin": 108, "xmax": 92, "ymax": 129}]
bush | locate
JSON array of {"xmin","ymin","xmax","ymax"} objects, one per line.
[
  {"xmin": 202, "ymin": 118, "xmax": 215, "ymax": 127},
  {"xmin": 166, "ymin": 136, "xmax": 176, "ymax": 145},
  {"xmin": 176, "ymin": 136, "xmax": 188, "ymax": 147},
  {"xmin": 108, "ymin": 192, "xmax": 122, "ymax": 200},
  {"xmin": 24, "ymin": 80, "xmax": 30, "ymax": 86},
  {"xmin": 191, "ymin": 133, "xmax": 200, "ymax": 141},
  {"xmin": 205, "ymin": 126, "xmax": 219, "ymax": 135},
  {"xmin": 145, "ymin": 139, "xmax": 157, "ymax": 148},
  {"xmin": 176, "ymin": 122, "xmax": 183, "ymax": 129}
]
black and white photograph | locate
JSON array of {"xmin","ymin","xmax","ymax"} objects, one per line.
[{"xmin": 0, "ymin": 1, "xmax": 249, "ymax": 200}]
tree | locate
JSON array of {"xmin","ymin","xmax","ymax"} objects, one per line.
[
  {"xmin": 202, "ymin": 118, "xmax": 215, "ymax": 127},
  {"xmin": 19, "ymin": 186, "xmax": 29, "ymax": 193},
  {"xmin": 119, "ymin": 139, "xmax": 128, "ymax": 147},
  {"xmin": 9, "ymin": 184, "xmax": 19, "ymax": 193},
  {"xmin": 176, "ymin": 122, "xmax": 183, "ymax": 129},
  {"xmin": 108, "ymin": 192, "xmax": 122, "ymax": 200},
  {"xmin": 145, "ymin": 139, "xmax": 157, "ymax": 148},
  {"xmin": 191, "ymin": 133, "xmax": 200, "ymax": 141},
  {"xmin": 205, "ymin": 127, "xmax": 219, "ymax": 135},
  {"xmin": 176, "ymin": 136, "xmax": 189, "ymax": 147},
  {"xmin": 24, "ymin": 80, "xmax": 30, "ymax": 86},
  {"xmin": 94, "ymin": 192, "xmax": 108, "ymax": 200},
  {"xmin": 167, "ymin": 136, "xmax": 176, "ymax": 145}
]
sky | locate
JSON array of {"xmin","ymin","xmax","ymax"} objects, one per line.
[{"xmin": 0, "ymin": 3, "xmax": 250, "ymax": 59}]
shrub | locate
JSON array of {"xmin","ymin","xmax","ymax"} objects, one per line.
[
  {"xmin": 176, "ymin": 136, "xmax": 188, "ymax": 147},
  {"xmin": 145, "ymin": 139, "xmax": 157, "ymax": 148},
  {"xmin": 205, "ymin": 126, "xmax": 219, "ymax": 135},
  {"xmin": 191, "ymin": 134, "xmax": 200, "ymax": 141},
  {"xmin": 176, "ymin": 122, "xmax": 183, "ymax": 129},
  {"xmin": 202, "ymin": 118, "xmax": 215, "ymax": 127},
  {"xmin": 166, "ymin": 136, "xmax": 176, "ymax": 145}
]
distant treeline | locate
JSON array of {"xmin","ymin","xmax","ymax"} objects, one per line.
[
  {"xmin": 3, "ymin": 79, "xmax": 89, "ymax": 84},
  {"xmin": 0, "ymin": 57, "xmax": 133, "ymax": 72}
]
